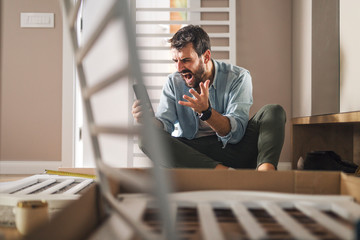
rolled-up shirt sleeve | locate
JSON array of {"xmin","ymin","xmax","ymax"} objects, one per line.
[{"xmin": 216, "ymin": 70, "xmax": 253, "ymax": 147}]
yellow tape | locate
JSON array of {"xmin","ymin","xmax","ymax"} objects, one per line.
[{"xmin": 44, "ymin": 169, "xmax": 96, "ymax": 179}]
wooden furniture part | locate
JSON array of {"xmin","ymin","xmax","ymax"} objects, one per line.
[
  {"xmin": 0, "ymin": 174, "xmax": 94, "ymax": 239},
  {"xmin": 0, "ymin": 174, "xmax": 93, "ymax": 207},
  {"xmin": 292, "ymin": 111, "xmax": 360, "ymax": 169},
  {"xmin": 61, "ymin": 0, "xmax": 177, "ymax": 239},
  {"xmin": 88, "ymin": 191, "xmax": 360, "ymax": 240},
  {"xmin": 21, "ymin": 170, "xmax": 360, "ymax": 240}
]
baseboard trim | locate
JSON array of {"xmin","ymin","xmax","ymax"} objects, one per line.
[
  {"xmin": 0, "ymin": 160, "xmax": 293, "ymax": 174},
  {"xmin": 0, "ymin": 161, "xmax": 62, "ymax": 174},
  {"xmin": 278, "ymin": 161, "xmax": 292, "ymax": 170}
]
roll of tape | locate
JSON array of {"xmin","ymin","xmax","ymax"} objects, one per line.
[{"xmin": 14, "ymin": 200, "xmax": 49, "ymax": 235}]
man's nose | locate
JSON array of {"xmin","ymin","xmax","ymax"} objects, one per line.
[{"xmin": 176, "ymin": 61, "xmax": 184, "ymax": 71}]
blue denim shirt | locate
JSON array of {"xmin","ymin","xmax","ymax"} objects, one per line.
[{"xmin": 155, "ymin": 59, "xmax": 253, "ymax": 147}]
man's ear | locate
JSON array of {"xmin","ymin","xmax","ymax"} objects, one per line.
[{"xmin": 203, "ymin": 49, "xmax": 211, "ymax": 64}]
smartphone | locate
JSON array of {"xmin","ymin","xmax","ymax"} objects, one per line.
[{"xmin": 133, "ymin": 83, "xmax": 155, "ymax": 116}]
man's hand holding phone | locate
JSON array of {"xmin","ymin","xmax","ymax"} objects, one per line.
[{"xmin": 132, "ymin": 84, "xmax": 155, "ymax": 124}]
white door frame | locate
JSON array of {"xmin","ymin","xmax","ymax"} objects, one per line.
[{"xmin": 61, "ymin": 1, "xmax": 77, "ymax": 168}]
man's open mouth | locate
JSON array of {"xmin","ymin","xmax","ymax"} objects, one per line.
[{"xmin": 181, "ymin": 72, "xmax": 194, "ymax": 82}]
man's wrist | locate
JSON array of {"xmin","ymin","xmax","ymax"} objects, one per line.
[{"xmin": 198, "ymin": 104, "xmax": 212, "ymax": 121}]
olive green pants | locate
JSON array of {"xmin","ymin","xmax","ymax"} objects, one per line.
[{"xmin": 141, "ymin": 104, "xmax": 286, "ymax": 169}]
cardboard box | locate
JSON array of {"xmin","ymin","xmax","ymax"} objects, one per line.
[{"xmin": 24, "ymin": 169, "xmax": 360, "ymax": 240}]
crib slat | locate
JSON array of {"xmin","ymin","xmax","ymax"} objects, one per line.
[
  {"xmin": 90, "ymin": 125, "xmax": 139, "ymax": 136},
  {"xmin": 116, "ymin": 198, "xmax": 148, "ymax": 240},
  {"xmin": 262, "ymin": 202, "xmax": 318, "ymax": 240},
  {"xmin": 63, "ymin": 179, "xmax": 93, "ymax": 195},
  {"xmin": 14, "ymin": 179, "xmax": 57, "ymax": 195},
  {"xmin": 89, "ymin": 198, "xmax": 148, "ymax": 240},
  {"xmin": 231, "ymin": 202, "xmax": 267, "ymax": 240},
  {"xmin": 83, "ymin": 67, "xmax": 129, "ymax": 99},
  {"xmin": 197, "ymin": 203, "xmax": 225, "ymax": 240},
  {"xmin": 331, "ymin": 201, "xmax": 360, "ymax": 222},
  {"xmin": 1, "ymin": 178, "xmax": 38, "ymax": 194},
  {"xmin": 170, "ymin": 203, "xmax": 178, "ymax": 231},
  {"xmin": 39, "ymin": 179, "xmax": 75, "ymax": 194},
  {"xmin": 296, "ymin": 203, "xmax": 353, "ymax": 240}
]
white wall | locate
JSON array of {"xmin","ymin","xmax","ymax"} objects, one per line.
[
  {"xmin": 340, "ymin": 0, "xmax": 360, "ymax": 112},
  {"xmin": 1, "ymin": 0, "xmax": 62, "ymax": 162},
  {"xmin": 292, "ymin": 0, "xmax": 312, "ymax": 118},
  {"xmin": 237, "ymin": 0, "xmax": 292, "ymax": 166},
  {"xmin": 293, "ymin": 0, "xmax": 360, "ymax": 117}
]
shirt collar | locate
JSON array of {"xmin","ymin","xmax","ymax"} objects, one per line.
[{"xmin": 211, "ymin": 59, "xmax": 218, "ymax": 90}]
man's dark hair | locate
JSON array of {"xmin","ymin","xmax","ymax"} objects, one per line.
[{"xmin": 168, "ymin": 25, "xmax": 211, "ymax": 56}]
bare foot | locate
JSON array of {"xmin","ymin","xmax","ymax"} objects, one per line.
[
  {"xmin": 214, "ymin": 164, "xmax": 229, "ymax": 170},
  {"xmin": 257, "ymin": 163, "xmax": 276, "ymax": 171}
]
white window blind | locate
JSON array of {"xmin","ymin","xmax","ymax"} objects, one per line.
[{"xmin": 130, "ymin": 0, "xmax": 236, "ymax": 167}]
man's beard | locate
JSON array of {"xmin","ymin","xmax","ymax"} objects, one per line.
[{"xmin": 180, "ymin": 63, "xmax": 205, "ymax": 89}]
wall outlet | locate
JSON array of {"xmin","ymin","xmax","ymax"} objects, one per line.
[{"xmin": 20, "ymin": 13, "xmax": 54, "ymax": 28}]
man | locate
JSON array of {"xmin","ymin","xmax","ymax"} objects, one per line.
[{"xmin": 132, "ymin": 25, "xmax": 286, "ymax": 171}]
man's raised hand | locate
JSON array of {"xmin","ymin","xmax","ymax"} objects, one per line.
[{"xmin": 178, "ymin": 80, "xmax": 210, "ymax": 113}]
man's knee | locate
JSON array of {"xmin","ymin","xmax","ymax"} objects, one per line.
[
  {"xmin": 138, "ymin": 128, "xmax": 171, "ymax": 156},
  {"xmin": 260, "ymin": 104, "xmax": 286, "ymax": 123}
]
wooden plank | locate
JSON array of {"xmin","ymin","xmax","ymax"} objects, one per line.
[
  {"xmin": 197, "ymin": 203, "xmax": 225, "ymax": 240},
  {"xmin": 0, "ymin": 178, "xmax": 38, "ymax": 194},
  {"xmin": 292, "ymin": 111, "xmax": 360, "ymax": 125},
  {"xmin": 14, "ymin": 179, "xmax": 56, "ymax": 195},
  {"xmin": 170, "ymin": 203, "xmax": 178, "ymax": 232},
  {"xmin": 83, "ymin": 67, "xmax": 129, "ymax": 99},
  {"xmin": 331, "ymin": 201, "xmax": 360, "ymax": 222},
  {"xmin": 39, "ymin": 179, "xmax": 75, "ymax": 194},
  {"xmin": 67, "ymin": 0, "xmax": 82, "ymax": 28},
  {"xmin": 87, "ymin": 214, "xmax": 130, "ymax": 240},
  {"xmin": 295, "ymin": 203, "xmax": 353, "ymax": 240},
  {"xmin": 230, "ymin": 202, "xmax": 267, "ymax": 240},
  {"xmin": 63, "ymin": 179, "xmax": 93, "ymax": 195},
  {"xmin": 262, "ymin": 202, "xmax": 317, "ymax": 240},
  {"xmin": 105, "ymin": 193, "xmax": 159, "ymax": 240},
  {"xmin": 111, "ymin": 198, "xmax": 148, "ymax": 240},
  {"xmin": 90, "ymin": 125, "xmax": 139, "ymax": 136}
]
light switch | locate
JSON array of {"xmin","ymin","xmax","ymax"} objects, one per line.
[{"xmin": 20, "ymin": 13, "xmax": 54, "ymax": 28}]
